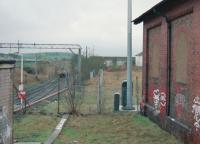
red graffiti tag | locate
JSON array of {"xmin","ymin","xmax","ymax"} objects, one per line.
[
  {"xmin": 159, "ymin": 87, "xmax": 166, "ymax": 119},
  {"xmin": 160, "ymin": 93, "xmax": 166, "ymax": 117}
]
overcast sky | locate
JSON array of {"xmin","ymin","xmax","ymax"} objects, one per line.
[{"xmin": 0, "ymin": 0, "xmax": 161, "ymax": 56}]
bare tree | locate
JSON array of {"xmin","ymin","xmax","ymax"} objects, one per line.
[{"xmin": 64, "ymin": 64, "xmax": 83, "ymax": 115}]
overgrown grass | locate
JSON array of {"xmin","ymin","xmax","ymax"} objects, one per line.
[
  {"xmin": 55, "ymin": 113, "xmax": 182, "ymax": 144},
  {"xmin": 14, "ymin": 114, "xmax": 60, "ymax": 142},
  {"xmin": 14, "ymin": 99, "xmax": 63, "ymax": 143},
  {"xmin": 14, "ymin": 69, "xmax": 181, "ymax": 144}
]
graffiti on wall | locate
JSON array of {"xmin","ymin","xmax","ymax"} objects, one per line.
[
  {"xmin": 160, "ymin": 92, "xmax": 166, "ymax": 116},
  {"xmin": 174, "ymin": 85, "xmax": 186, "ymax": 118},
  {"xmin": 0, "ymin": 106, "xmax": 11, "ymax": 144},
  {"xmin": 149, "ymin": 82, "xmax": 155, "ymax": 106},
  {"xmin": 153, "ymin": 89, "xmax": 166, "ymax": 117},
  {"xmin": 175, "ymin": 93, "xmax": 185, "ymax": 118},
  {"xmin": 153, "ymin": 89, "xmax": 160, "ymax": 110},
  {"xmin": 192, "ymin": 96, "xmax": 200, "ymax": 131}
]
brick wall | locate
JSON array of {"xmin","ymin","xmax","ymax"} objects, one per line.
[
  {"xmin": 0, "ymin": 62, "xmax": 15, "ymax": 144},
  {"xmin": 142, "ymin": 0, "xmax": 200, "ymax": 143}
]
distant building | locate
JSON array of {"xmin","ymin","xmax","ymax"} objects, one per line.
[
  {"xmin": 0, "ymin": 60, "xmax": 15, "ymax": 144},
  {"xmin": 116, "ymin": 60, "xmax": 126, "ymax": 66},
  {"xmin": 135, "ymin": 52, "xmax": 143, "ymax": 67},
  {"xmin": 133, "ymin": 0, "xmax": 200, "ymax": 143},
  {"xmin": 103, "ymin": 57, "xmax": 127, "ymax": 68},
  {"xmin": 104, "ymin": 60, "xmax": 113, "ymax": 67}
]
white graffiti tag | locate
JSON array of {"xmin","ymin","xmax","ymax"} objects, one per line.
[
  {"xmin": 160, "ymin": 92, "xmax": 166, "ymax": 107},
  {"xmin": 175, "ymin": 93, "xmax": 185, "ymax": 106},
  {"xmin": 153, "ymin": 89, "xmax": 160, "ymax": 109},
  {"xmin": 153, "ymin": 89, "xmax": 166, "ymax": 112},
  {"xmin": 192, "ymin": 96, "xmax": 200, "ymax": 131}
]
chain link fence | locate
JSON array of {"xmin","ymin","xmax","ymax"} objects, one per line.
[{"xmin": 78, "ymin": 67, "xmax": 142, "ymax": 114}]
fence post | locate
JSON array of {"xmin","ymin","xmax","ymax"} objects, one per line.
[
  {"xmin": 57, "ymin": 76, "xmax": 60, "ymax": 114},
  {"xmin": 136, "ymin": 76, "xmax": 139, "ymax": 111},
  {"xmin": 97, "ymin": 69, "xmax": 104, "ymax": 114},
  {"xmin": 78, "ymin": 48, "xmax": 82, "ymax": 87}
]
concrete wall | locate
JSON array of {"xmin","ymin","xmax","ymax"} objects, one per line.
[
  {"xmin": 116, "ymin": 60, "xmax": 125, "ymax": 66},
  {"xmin": 142, "ymin": 0, "xmax": 200, "ymax": 143},
  {"xmin": 0, "ymin": 61, "xmax": 15, "ymax": 144},
  {"xmin": 135, "ymin": 55, "xmax": 143, "ymax": 67}
]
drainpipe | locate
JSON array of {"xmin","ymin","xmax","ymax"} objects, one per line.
[
  {"xmin": 166, "ymin": 18, "xmax": 171, "ymax": 116},
  {"xmin": 153, "ymin": 9, "xmax": 171, "ymax": 115}
]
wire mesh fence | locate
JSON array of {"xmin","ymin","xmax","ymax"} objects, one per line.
[
  {"xmin": 0, "ymin": 45, "xmax": 144, "ymax": 143},
  {"xmin": 78, "ymin": 68, "xmax": 142, "ymax": 114},
  {"xmin": 12, "ymin": 68, "xmax": 142, "ymax": 143}
]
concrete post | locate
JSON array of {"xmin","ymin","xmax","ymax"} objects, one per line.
[
  {"xmin": 126, "ymin": 0, "xmax": 133, "ymax": 109},
  {"xmin": 78, "ymin": 48, "xmax": 82, "ymax": 86},
  {"xmin": 97, "ymin": 69, "xmax": 104, "ymax": 114},
  {"xmin": 21, "ymin": 54, "xmax": 23, "ymax": 86},
  {"xmin": 35, "ymin": 54, "xmax": 38, "ymax": 78}
]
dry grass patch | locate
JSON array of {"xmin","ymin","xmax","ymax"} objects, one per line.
[{"xmin": 55, "ymin": 113, "xmax": 181, "ymax": 144}]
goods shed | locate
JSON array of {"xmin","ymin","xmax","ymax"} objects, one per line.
[{"xmin": 133, "ymin": 0, "xmax": 200, "ymax": 143}]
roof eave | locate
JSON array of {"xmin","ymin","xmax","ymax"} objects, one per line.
[
  {"xmin": 133, "ymin": 0, "xmax": 189, "ymax": 25},
  {"xmin": 133, "ymin": 0, "xmax": 167, "ymax": 24}
]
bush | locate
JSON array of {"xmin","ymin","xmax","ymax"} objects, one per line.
[
  {"xmin": 71, "ymin": 55, "xmax": 105, "ymax": 81},
  {"xmin": 24, "ymin": 67, "xmax": 35, "ymax": 74}
]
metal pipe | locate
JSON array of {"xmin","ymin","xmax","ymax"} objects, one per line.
[
  {"xmin": 0, "ymin": 42, "xmax": 81, "ymax": 47},
  {"xmin": 0, "ymin": 42, "xmax": 82, "ymax": 50},
  {"xmin": 0, "ymin": 46, "xmax": 80, "ymax": 50},
  {"xmin": 166, "ymin": 19, "xmax": 171, "ymax": 116},
  {"xmin": 126, "ymin": 0, "xmax": 133, "ymax": 109}
]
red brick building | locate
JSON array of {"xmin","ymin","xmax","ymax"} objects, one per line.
[
  {"xmin": 0, "ymin": 61, "xmax": 15, "ymax": 144},
  {"xmin": 133, "ymin": 0, "xmax": 200, "ymax": 143}
]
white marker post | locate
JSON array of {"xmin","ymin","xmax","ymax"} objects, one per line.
[{"xmin": 19, "ymin": 52, "xmax": 24, "ymax": 92}]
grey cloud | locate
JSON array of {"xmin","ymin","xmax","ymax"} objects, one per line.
[{"xmin": 0, "ymin": 0, "xmax": 161, "ymax": 56}]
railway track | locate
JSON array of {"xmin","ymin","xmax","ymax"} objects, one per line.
[{"xmin": 14, "ymin": 77, "xmax": 67, "ymax": 112}]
